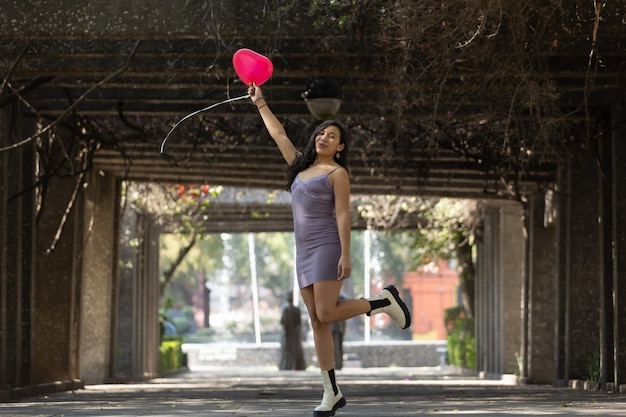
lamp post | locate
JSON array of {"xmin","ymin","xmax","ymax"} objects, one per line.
[
  {"xmin": 302, "ymin": 78, "xmax": 343, "ymax": 119},
  {"xmin": 203, "ymin": 282, "xmax": 211, "ymax": 328}
]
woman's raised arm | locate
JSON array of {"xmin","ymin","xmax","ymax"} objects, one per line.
[{"xmin": 248, "ymin": 84, "xmax": 298, "ymax": 165}]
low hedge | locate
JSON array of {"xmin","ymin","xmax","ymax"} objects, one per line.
[
  {"xmin": 444, "ymin": 306, "xmax": 476, "ymax": 369},
  {"xmin": 159, "ymin": 337, "xmax": 185, "ymax": 374}
]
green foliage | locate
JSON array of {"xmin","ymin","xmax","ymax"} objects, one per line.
[
  {"xmin": 417, "ymin": 199, "xmax": 477, "ymax": 261},
  {"xmin": 376, "ymin": 231, "xmax": 417, "ymax": 276},
  {"xmin": 444, "ymin": 306, "xmax": 475, "ymax": 369},
  {"xmin": 159, "ymin": 338, "xmax": 185, "ymax": 374},
  {"xmin": 155, "ymin": 194, "xmax": 479, "ymax": 345},
  {"xmin": 252, "ymin": 232, "xmax": 296, "ymax": 295},
  {"xmin": 308, "ymin": 0, "xmax": 387, "ymax": 37},
  {"xmin": 586, "ymin": 349, "xmax": 601, "ymax": 381},
  {"xmin": 122, "ymin": 181, "xmax": 223, "ymax": 235},
  {"xmin": 196, "ymin": 327, "xmax": 216, "ymax": 337},
  {"xmin": 170, "ymin": 316, "xmax": 193, "ymax": 335},
  {"xmin": 159, "ymin": 231, "xmax": 291, "ymax": 310},
  {"xmin": 356, "ymin": 196, "xmax": 477, "ymax": 267},
  {"xmin": 159, "ymin": 233, "xmax": 224, "ymax": 308}
]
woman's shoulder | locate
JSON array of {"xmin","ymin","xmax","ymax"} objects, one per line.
[
  {"xmin": 327, "ymin": 164, "xmax": 347, "ymax": 177},
  {"xmin": 299, "ymin": 163, "xmax": 345, "ymax": 179},
  {"xmin": 327, "ymin": 165, "xmax": 349, "ymax": 188}
]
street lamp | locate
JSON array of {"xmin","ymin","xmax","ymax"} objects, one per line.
[{"xmin": 302, "ymin": 78, "xmax": 342, "ymax": 120}]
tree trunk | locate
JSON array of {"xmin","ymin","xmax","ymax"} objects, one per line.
[
  {"xmin": 160, "ymin": 232, "xmax": 197, "ymax": 297},
  {"xmin": 455, "ymin": 231, "xmax": 475, "ymax": 319}
]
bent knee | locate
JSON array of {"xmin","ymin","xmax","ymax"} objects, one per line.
[{"xmin": 315, "ymin": 308, "xmax": 337, "ymax": 325}]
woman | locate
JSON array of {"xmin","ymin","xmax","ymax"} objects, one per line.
[{"xmin": 249, "ymin": 84, "xmax": 411, "ymax": 417}]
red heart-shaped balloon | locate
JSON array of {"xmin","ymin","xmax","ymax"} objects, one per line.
[{"xmin": 232, "ymin": 48, "xmax": 274, "ymax": 86}]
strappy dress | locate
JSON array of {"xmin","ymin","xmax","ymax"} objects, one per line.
[{"xmin": 290, "ymin": 167, "xmax": 341, "ymax": 288}]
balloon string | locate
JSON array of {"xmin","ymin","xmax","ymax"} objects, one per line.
[{"xmin": 160, "ymin": 94, "xmax": 250, "ymax": 155}]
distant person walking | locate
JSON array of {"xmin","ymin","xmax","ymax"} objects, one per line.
[
  {"xmin": 249, "ymin": 84, "xmax": 411, "ymax": 417},
  {"xmin": 330, "ymin": 320, "xmax": 346, "ymax": 370},
  {"xmin": 279, "ymin": 291, "xmax": 306, "ymax": 371}
]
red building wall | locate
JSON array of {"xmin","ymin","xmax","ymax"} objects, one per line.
[{"xmin": 403, "ymin": 260, "xmax": 460, "ymax": 340}]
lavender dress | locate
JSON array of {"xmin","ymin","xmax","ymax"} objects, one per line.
[{"xmin": 291, "ymin": 168, "xmax": 341, "ymax": 288}]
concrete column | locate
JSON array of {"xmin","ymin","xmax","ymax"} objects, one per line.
[
  {"xmin": 4, "ymin": 110, "xmax": 23, "ymax": 386},
  {"xmin": 14, "ymin": 114, "xmax": 37, "ymax": 388},
  {"xmin": 19, "ymin": 119, "xmax": 36, "ymax": 389},
  {"xmin": 476, "ymin": 205, "xmax": 499, "ymax": 375},
  {"xmin": 598, "ymin": 111, "xmax": 614, "ymax": 389},
  {"xmin": 611, "ymin": 104, "xmax": 626, "ymax": 386},
  {"xmin": 141, "ymin": 218, "xmax": 160, "ymax": 377},
  {"xmin": 554, "ymin": 162, "xmax": 569, "ymax": 385},
  {"xmin": 499, "ymin": 203, "xmax": 524, "ymax": 376},
  {"xmin": 113, "ymin": 208, "xmax": 160, "ymax": 380},
  {"xmin": 476, "ymin": 202, "xmax": 525, "ymax": 378},
  {"xmin": 525, "ymin": 192, "xmax": 558, "ymax": 384},
  {"xmin": 78, "ymin": 171, "xmax": 118, "ymax": 384},
  {"xmin": 0, "ymin": 104, "xmax": 38, "ymax": 390},
  {"xmin": 113, "ymin": 208, "xmax": 135, "ymax": 378},
  {"xmin": 0, "ymin": 98, "xmax": 7, "ymax": 391},
  {"xmin": 556, "ymin": 148, "xmax": 601, "ymax": 382},
  {"xmin": 32, "ymin": 170, "xmax": 83, "ymax": 384}
]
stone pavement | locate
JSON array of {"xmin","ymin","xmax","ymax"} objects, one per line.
[{"xmin": 2, "ymin": 366, "xmax": 626, "ymax": 416}]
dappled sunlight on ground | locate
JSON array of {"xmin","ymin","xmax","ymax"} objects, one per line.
[{"xmin": 2, "ymin": 368, "xmax": 626, "ymax": 416}]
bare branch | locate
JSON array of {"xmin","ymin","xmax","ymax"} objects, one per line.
[
  {"xmin": 0, "ymin": 41, "xmax": 32, "ymax": 94},
  {"xmin": 0, "ymin": 40, "xmax": 141, "ymax": 153}
]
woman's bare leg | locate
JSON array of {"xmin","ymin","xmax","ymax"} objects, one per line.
[
  {"xmin": 301, "ymin": 283, "xmax": 348, "ymax": 416},
  {"xmin": 301, "ymin": 281, "xmax": 370, "ymax": 370},
  {"xmin": 300, "ymin": 284, "xmax": 335, "ymax": 370},
  {"xmin": 300, "ymin": 281, "xmax": 410, "ymax": 417},
  {"xmin": 313, "ymin": 280, "xmax": 370, "ymax": 324}
]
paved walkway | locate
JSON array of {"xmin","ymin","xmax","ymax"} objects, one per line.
[{"xmin": 2, "ymin": 366, "xmax": 626, "ymax": 416}]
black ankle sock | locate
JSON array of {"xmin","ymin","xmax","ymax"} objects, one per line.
[
  {"xmin": 368, "ymin": 298, "xmax": 391, "ymax": 314},
  {"xmin": 328, "ymin": 369, "xmax": 339, "ymax": 395}
]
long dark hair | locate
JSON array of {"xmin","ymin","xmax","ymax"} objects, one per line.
[{"xmin": 286, "ymin": 120, "xmax": 350, "ymax": 191}]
